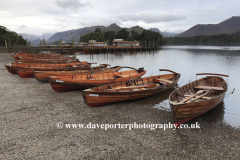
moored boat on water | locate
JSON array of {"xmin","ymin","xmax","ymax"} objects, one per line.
[
  {"xmin": 48, "ymin": 67, "xmax": 146, "ymax": 92},
  {"xmin": 82, "ymin": 69, "xmax": 180, "ymax": 107},
  {"xmin": 169, "ymin": 73, "xmax": 229, "ymax": 128}
]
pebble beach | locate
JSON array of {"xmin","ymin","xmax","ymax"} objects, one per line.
[{"xmin": 0, "ymin": 53, "xmax": 239, "ymax": 159}]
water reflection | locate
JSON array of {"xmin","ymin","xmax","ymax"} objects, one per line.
[
  {"xmin": 133, "ymin": 88, "xmax": 175, "ymax": 112},
  {"xmin": 162, "ymin": 45, "xmax": 240, "ymax": 51},
  {"xmin": 200, "ymin": 101, "xmax": 225, "ymax": 123}
]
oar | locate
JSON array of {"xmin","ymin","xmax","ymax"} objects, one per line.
[
  {"xmin": 184, "ymin": 95, "xmax": 211, "ymax": 100},
  {"xmin": 179, "ymin": 90, "xmax": 205, "ymax": 103},
  {"xmin": 187, "ymin": 90, "xmax": 211, "ymax": 103}
]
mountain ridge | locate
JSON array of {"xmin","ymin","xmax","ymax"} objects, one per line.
[
  {"xmin": 19, "ymin": 33, "xmax": 53, "ymax": 42},
  {"xmin": 19, "ymin": 16, "xmax": 240, "ymax": 43},
  {"xmin": 178, "ymin": 16, "xmax": 240, "ymax": 37},
  {"xmin": 46, "ymin": 24, "xmax": 180, "ymax": 42},
  {"xmin": 48, "ymin": 24, "xmax": 140, "ymax": 42},
  {"xmin": 19, "ymin": 24, "xmax": 180, "ymax": 43}
]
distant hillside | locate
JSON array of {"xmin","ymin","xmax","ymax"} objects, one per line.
[
  {"xmin": 47, "ymin": 24, "xmax": 166, "ymax": 42},
  {"xmin": 128, "ymin": 26, "xmax": 144, "ymax": 34},
  {"xmin": 47, "ymin": 24, "xmax": 126, "ymax": 43},
  {"xmin": 149, "ymin": 28, "xmax": 180, "ymax": 37},
  {"xmin": 19, "ymin": 33, "xmax": 39, "ymax": 41},
  {"xmin": 47, "ymin": 26, "xmax": 101, "ymax": 43},
  {"xmin": 19, "ymin": 33, "xmax": 53, "ymax": 42},
  {"xmin": 178, "ymin": 16, "xmax": 240, "ymax": 37},
  {"xmin": 161, "ymin": 31, "xmax": 180, "ymax": 37},
  {"xmin": 31, "ymin": 39, "xmax": 41, "ymax": 44},
  {"xmin": 102, "ymin": 23, "xmax": 122, "ymax": 32},
  {"xmin": 165, "ymin": 30, "xmax": 240, "ymax": 45}
]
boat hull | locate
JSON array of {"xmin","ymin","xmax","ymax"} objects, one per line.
[
  {"xmin": 169, "ymin": 74, "xmax": 228, "ymax": 128},
  {"xmin": 49, "ymin": 80, "xmax": 95, "ymax": 92},
  {"xmin": 83, "ymin": 83, "xmax": 178, "ymax": 107},
  {"xmin": 5, "ymin": 64, "xmax": 17, "ymax": 74},
  {"xmin": 34, "ymin": 66, "xmax": 121, "ymax": 82},
  {"xmin": 37, "ymin": 79, "xmax": 49, "ymax": 83},
  {"xmin": 17, "ymin": 70, "xmax": 35, "ymax": 78},
  {"xmin": 48, "ymin": 68, "xmax": 147, "ymax": 92},
  {"xmin": 170, "ymin": 93, "xmax": 225, "ymax": 128},
  {"xmin": 83, "ymin": 70, "xmax": 181, "ymax": 107},
  {"xmin": 17, "ymin": 68, "xmax": 74, "ymax": 78},
  {"xmin": 49, "ymin": 78, "xmax": 118, "ymax": 92}
]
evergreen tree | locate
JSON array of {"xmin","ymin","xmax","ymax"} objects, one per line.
[
  {"xmin": 0, "ymin": 26, "xmax": 27, "ymax": 45},
  {"xmin": 79, "ymin": 28, "xmax": 165, "ymax": 45},
  {"xmin": 94, "ymin": 28, "xmax": 101, "ymax": 33},
  {"xmin": 116, "ymin": 29, "xmax": 129, "ymax": 40}
]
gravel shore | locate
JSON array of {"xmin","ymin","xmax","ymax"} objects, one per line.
[{"xmin": 0, "ymin": 53, "xmax": 239, "ymax": 159}]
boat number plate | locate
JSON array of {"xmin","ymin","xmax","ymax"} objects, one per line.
[
  {"xmin": 56, "ymin": 80, "xmax": 64, "ymax": 83},
  {"xmin": 89, "ymin": 94, "xmax": 99, "ymax": 97}
]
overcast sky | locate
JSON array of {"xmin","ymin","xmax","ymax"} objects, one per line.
[{"xmin": 1, "ymin": 0, "xmax": 239, "ymax": 35}]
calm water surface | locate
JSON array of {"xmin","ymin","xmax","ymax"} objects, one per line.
[{"xmin": 76, "ymin": 45, "xmax": 240, "ymax": 128}]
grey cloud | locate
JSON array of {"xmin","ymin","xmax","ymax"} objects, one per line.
[
  {"xmin": 78, "ymin": 18, "xmax": 122, "ymax": 28},
  {"xmin": 19, "ymin": 25, "xmax": 26, "ymax": 29},
  {"xmin": 117, "ymin": 13, "xmax": 186, "ymax": 23},
  {"xmin": 56, "ymin": 0, "xmax": 91, "ymax": 10}
]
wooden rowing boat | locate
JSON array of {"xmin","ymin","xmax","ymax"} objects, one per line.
[
  {"xmin": 48, "ymin": 67, "xmax": 146, "ymax": 92},
  {"xmin": 13, "ymin": 54, "xmax": 66, "ymax": 60},
  {"xmin": 9, "ymin": 62, "xmax": 81, "ymax": 67},
  {"xmin": 15, "ymin": 58, "xmax": 80, "ymax": 64},
  {"xmin": 169, "ymin": 73, "xmax": 229, "ymax": 128},
  {"xmin": 4, "ymin": 64, "xmax": 18, "ymax": 74},
  {"xmin": 33, "ymin": 66, "xmax": 121, "ymax": 82},
  {"xmin": 4, "ymin": 63, "xmax": 74, "ymax": 74},
  {"xmin": 4, "ymin": 61, "xmax": 95, "ymax": 75},
  {"xmin": 14, "ymin": 53, "xmax": 60, "ymax": 57},
  {"xmin": 16, "ymin": 64, "xmax": 109, "ymax": 78},
  {"xmin": 16, "ymin": 56, "xmax": 75, "ymax": 61},
  {"xmin": 14, "ymin": 51, "xmax": 58, "ymax": 55},
  {"xmin": 15, "ymin": 60, "xmax": 80, "ymax": 64},
  {"xmin": 16, "ymin": 67, "xmax": 73, "ymax": 78},
  {"xmin": 82, "ymin": 69, "xmax": 180, "ymax": 107},
  {"xmin": 13, "ymin": 51, "xmax": 59, "ymax": 57},
  {"xmin": 7, "ymin": 62, "xmax": 76, "ymax": 68}
]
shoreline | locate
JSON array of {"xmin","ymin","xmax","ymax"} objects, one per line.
[{"xmin": 0, "ymin": 53, "xmax": 239, "ymax": 159}]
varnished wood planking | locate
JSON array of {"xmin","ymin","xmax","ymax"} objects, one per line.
[{"xmin": 169, "ymin": 74, "xmax": 228, "ymax": 127}]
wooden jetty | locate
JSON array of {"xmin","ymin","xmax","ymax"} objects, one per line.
[{"xmin": 1, "ymin": 39, "xmax": 156, "ymax": 54}]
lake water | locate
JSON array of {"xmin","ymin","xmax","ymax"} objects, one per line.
[{"xmin": 76, "ymin": 45, "xmax": 240, "ymax": 128}]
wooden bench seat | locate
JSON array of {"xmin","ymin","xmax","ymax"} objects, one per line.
[
  {"xmin": 154, "ymin": 78, "xmax": 172, "ymax": 84},
  {"xmin": 115, "ymin": 75, "xmax": 129, "ymax": 78},
  {"xmin": 108, "ymin": 85, "xmax": 148, "ymax": 91},
  {"xmin": 184, "ymin": 94, "xmax": 212, "ymax": 100},
  {"xmin": 194, "ymin": 85, "xmax": 224, "ymax": 91},
  {"xmin": 107, "ymin": 84, "xmax": 155, "ymax": 92}
]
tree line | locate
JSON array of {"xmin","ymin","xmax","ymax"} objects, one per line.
[
  {"xmin": 0, "ymin": 26, "xmax": 26, "ymax": 46},
  {"xmin": 80, "ymin": 28, "xmax": 165, "ymax": 45},
  {"xmin": 165, "ymin": 32, "xmax": 240, "ymax": 45}
]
